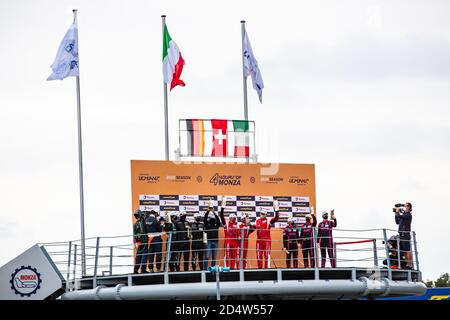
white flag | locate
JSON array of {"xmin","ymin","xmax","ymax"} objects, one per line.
[
  {"xmin": 47, "ymin": 22, "xmax": 79, "ymax": 81},
  {"xmin": 243, "ymin": 30, "xmax": 264, "ymax": 103}
]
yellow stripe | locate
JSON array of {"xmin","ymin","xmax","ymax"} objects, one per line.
[{"xmin": 199, "ymin": 120, "xmax": 204, "ymax": 155}]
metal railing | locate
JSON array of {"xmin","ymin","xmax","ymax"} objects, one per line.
[{"xmin": 39, "ymin": 225, "xmax": 420, "ymax": 286}]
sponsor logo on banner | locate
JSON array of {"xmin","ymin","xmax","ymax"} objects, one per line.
[
  {"xmin": 292, "ymin": 196, "xmax": 310, "ymax": 202},
  {"xmin": 166, "ymin": 175, "xmax": 191, "ymax": 182},
  {"xmin": 276, "ymin": 207, "xmax": 291, "ymax": 212},
  {"xmin": 222, "ymin": 195, "xmax": 237, "ymax": 201},
  {"xmin": 159, "ymin": 200, "xmax": 179, "ymax": 206},
  {"xmin": 180, "ymin": 206, "xmax": 198, "ymax": 212},
  {"xmin": 292, "ymin": 202, "xmax": 309, "ymax": 207},
  {"xmin": 209, "ymin": 173, "xmax": 242, "ymax": 186},
  {"xmin": 180, "ymin": 195, "xmax": 199, "ymax": 201},
  {"xmin": 289, "ymin": 176, "xmax": 310, "ymax": 186},
  {"xmin": 255, "ymin": 196, "xmax": 273, "ymax": 202},
  {"xmin": 196, "ymin": 176, "xmax": 203, "ymax": 183},
  {"xmin": 292, "ymin": 207, "xmax": 310, "ymax": 213},
  {"xmin": 160, "ymin": 195, "xmax": 179, "ymax": 200},
  {"xmin": 160, "ymin": 206, "xmax": 179, "ymax": 211},
  {"xmin": 224, "ymin": 206, "xmax": 237, "ymax": 212},
  {"xmin": 10, "ymin": 266, "xmax": 42, "ymax": 297},
  {"xmin": 139, "ymin": 195, "xmax": 159, "ymax": 201},
  {"xmin": 237, "ymin": 195, "xmax": 255, "ymax": 201},
  {"xmin": 256, "ymin": 201, "xmax": 272, "ymax": 207},
  {"xmin": 237, "ymin": 200, "xmax": 255, "ymax": 207},
  {"xmin": 199, "ymin": 200, "xmax": 217, "ymax": 207},
  {"xmin": 223, "ymin": 201, "xmax": 237, "ymax": 207},
  {"xmin": 250, "ymin": 177, "xmax": 256, "ymax": 183},
  {"xmin": 139, "ymin": 200, "xmax": 159, "ymax": 206},
  {"xmin": 260, "ymin": 176, "xmax": 284, "ymax": 183},
  {"xmin": 256, "ymin": 206, "xmax": 274, "ymax": 213},
  {"xmin": 140, "ymin": 205, "xmax": 159, "ymax": 212},
  {"xmin": 278, "ymin": 201, "xmax": 292, "ymax": 207},
  {"xmin": 274, "ymin": 196, "xmax": 292, "ymax": 202},
  {"xmin": 292, "ymin": 212, "xmax": 308, "ymax": 217},
  {"xmin": 179, "ymin": 200, "xmax": 199, "ymax": 206},
  {"xmin": 199, "ymin": 195, "xmax": 217, "ymax": 200},
  {"xmin": 138, "ymin": 174, "xmax": 160, "ymax": 183},
  {"xmin": 237, "ymin": 206, "xmax": 255, "ymax": 212}
]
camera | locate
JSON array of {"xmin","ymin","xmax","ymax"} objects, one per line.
[{"xmin": 392, "ymin": 203, "xmax": 405, "ymax": 213}]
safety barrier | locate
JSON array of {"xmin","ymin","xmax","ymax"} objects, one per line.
[{"xmin": 39, "ymin": 226, "xmax": 420, "ymax": 285}]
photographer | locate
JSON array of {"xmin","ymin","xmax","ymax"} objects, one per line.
[{"xmin": 394, "ymin": 202, "xmax": 413, "ymax": 269}]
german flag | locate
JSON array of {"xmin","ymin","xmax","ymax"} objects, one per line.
[{"xmin": 185, "ymin": 119, "xmax": 205, "ymax": 156}]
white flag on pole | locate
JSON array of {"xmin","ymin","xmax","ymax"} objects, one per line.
[
  {"xmin": 243, "ymin": 30, "xmax": 264, "ymax": 103},
  {"xmin": 47, "ymin": 22, "xmax": 79, "ymax": 81}
]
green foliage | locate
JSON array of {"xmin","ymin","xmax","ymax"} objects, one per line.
[
  {"xmin": 424, "ymin": 273, "xmax": 450, "ymax": 288},
  {"xmin": 434, "ymin": 273, "xmax": 450, "ymax": 288}
]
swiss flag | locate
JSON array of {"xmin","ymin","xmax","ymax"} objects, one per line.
[{"xmin": 211, "ymin": 119, "xmax": 228, "ymax": 157}]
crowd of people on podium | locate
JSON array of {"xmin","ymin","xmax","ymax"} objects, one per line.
[{"xmin": 133, "ymin": 197, "xmax": 338, "ymax": 274}]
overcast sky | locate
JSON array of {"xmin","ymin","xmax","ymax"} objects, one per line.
[{"xmin": 1, "ymin": 0, "xmax": 449, "ymax": 281}]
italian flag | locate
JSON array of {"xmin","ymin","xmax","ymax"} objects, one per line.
[
  {"xmin": 232, "ymin": 120, "xmax": 250, "ymax": 157},
  {"xmin": 163, "ymin": 25, "xmax": 185, "ymax": 91}
]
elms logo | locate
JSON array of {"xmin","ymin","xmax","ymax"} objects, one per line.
[
  {"xmin": 289, "ymin": 176, "xmax": 310, "ymax": 186},
  {"xmin": 10, "ymin": 266, "xmax": 42, "ymax": 297},
  {"xmin": 138, "ymin": 174, "xmax": 160, "ymax": 183}
]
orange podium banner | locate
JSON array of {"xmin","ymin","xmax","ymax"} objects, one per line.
[{"xmin": 130, "ymin": 160, "xmax": 316, "ymax": 269}]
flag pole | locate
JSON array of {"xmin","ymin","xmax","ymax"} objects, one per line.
[
  {"xmin": 241, "ymin": 20, "xmax": 249, "ymax": 122},
  {"xmin": 73, "ymin": 9, "xmax": 86, "ymax": 277},
  {"xmin": 162, "ymin": 15, "xmax": 170, "ymax": 161},
  {"xmin": 240, "ymin": 21, "xmax": 250, "ymax": 163}
]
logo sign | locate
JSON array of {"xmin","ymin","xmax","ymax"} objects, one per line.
[
  {"xmin": 292, "ymin": 207, "xmax": 310, "ymax": 213},
  {"xmin": 256, "ymin": 196, "xmax": 273, "ymax": 202},
  {"xmin": 140, "ymin": 205, "xmax": 159, "ymax": 212},
  {"xmin": 139, "ymin": 195, "xmax": 159, "ymax": 201},
  {"xmin": 138, "ymin": 174, "xmax": 160, "ymax": 183},
  {"xmin": 237, "ymin": 201, "xmax": 255, "ymax": 206},
  {"xmin": 0, "ymin": 245, "xmax": 63, "ymax": 300},
  {"xmin": 289, "ymin": 177, "xmax": 310, "ymax": 186},
  {"xmin": 292, "ymin": 196, "xmax": 310, "ymax": 202},
  {"xmin": 180, "ymin": 206, "xmax": 198, "ymax": 212},
  {"xmin": 159, "ymin": 200, "xmax": 179, "ymax": 206},
  {"xmin": 180, "ymin": 195, "xmax": 199, "ymax": 201},
  {"xmin": 260, "ymin": 177, "xmax": 284, "ymax": 183},
  {"xmin": 209, "ymin": 173, "xmax": 242, "ymax": 186},
  {"xmin": 166, "ymin": 175, "xmax": 191, "ymax": 182},
  {"xmin": 10, "ymin": 266, "xmax": 42, "ymax": 297}
]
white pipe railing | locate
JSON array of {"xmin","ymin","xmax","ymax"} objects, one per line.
[{"xmin": 39, "ymin": 227, "xmax": 419, "ymax": 283}]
